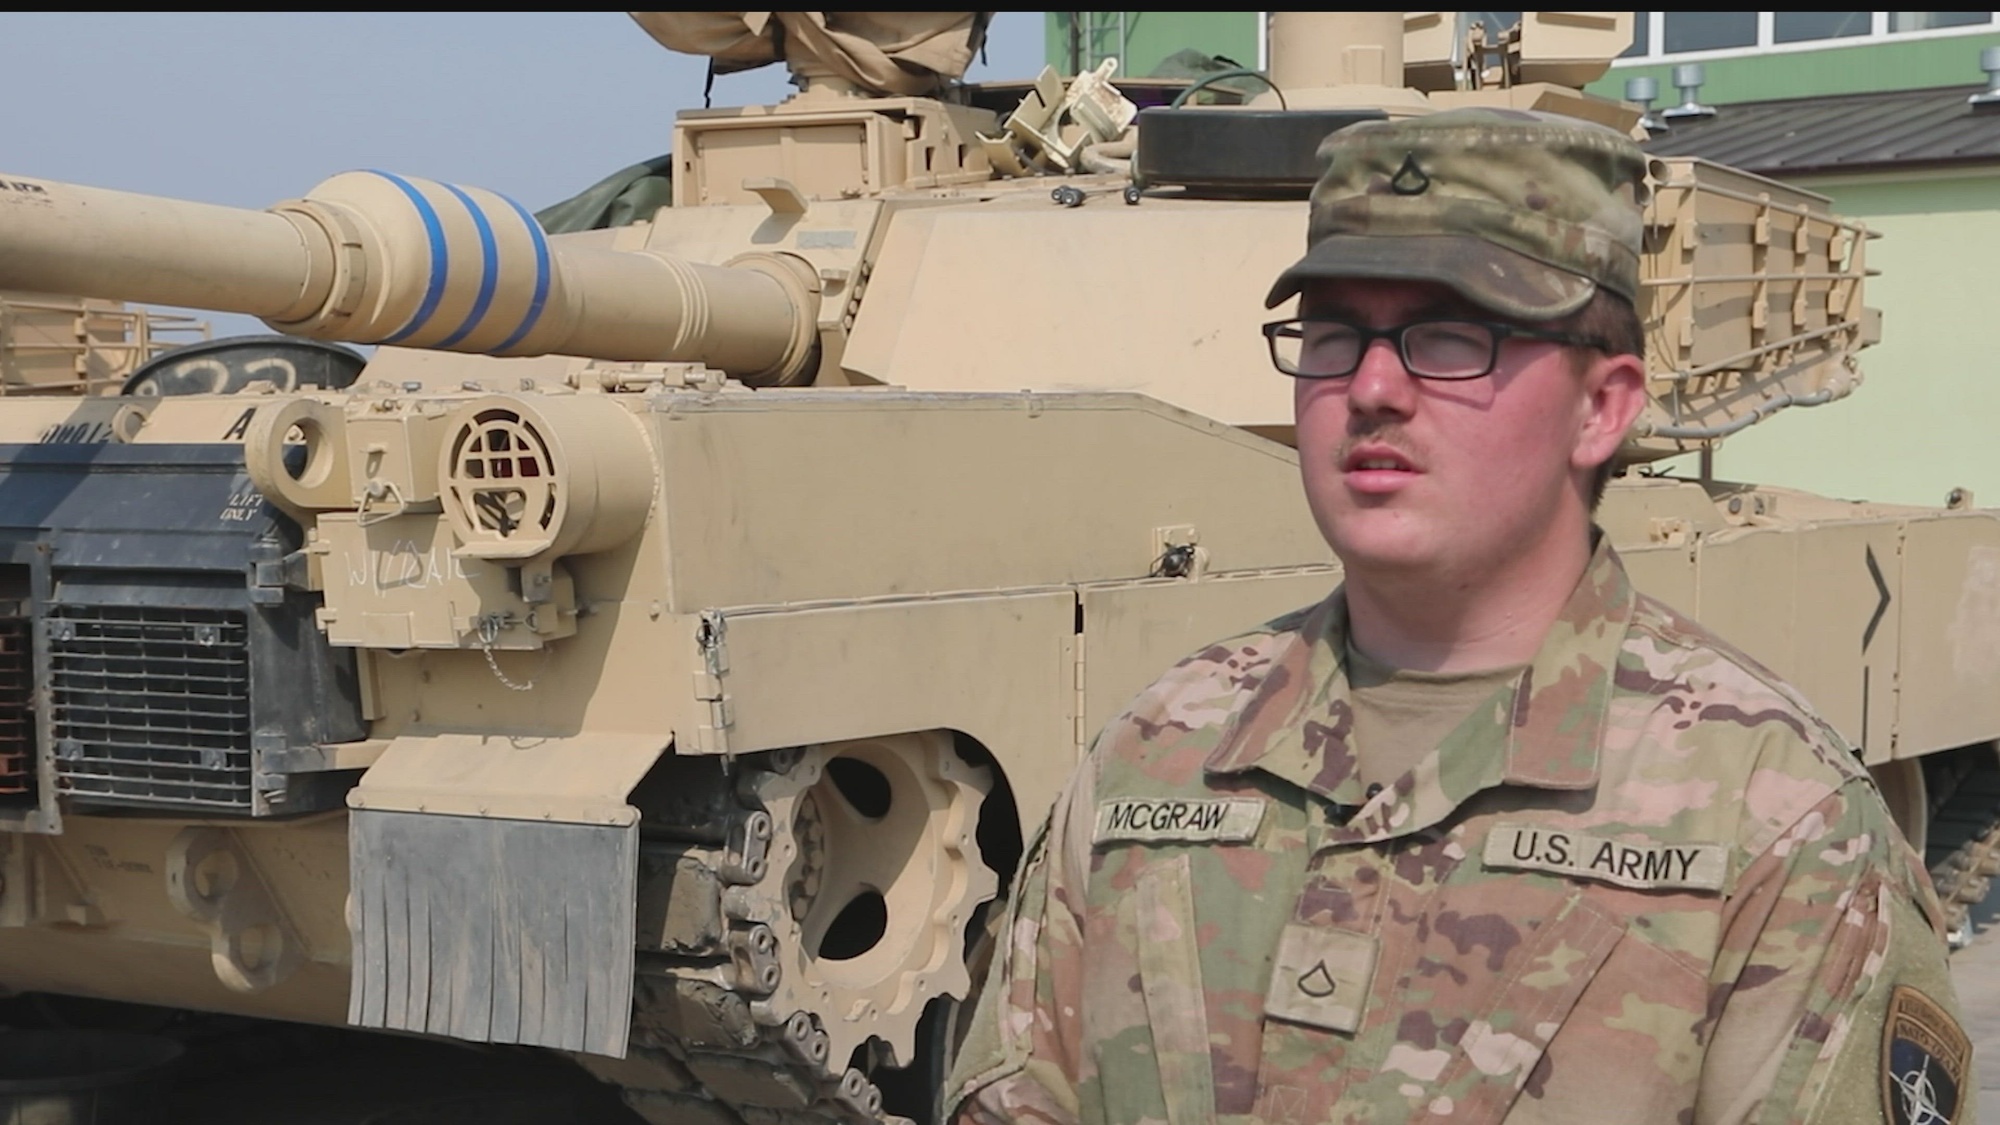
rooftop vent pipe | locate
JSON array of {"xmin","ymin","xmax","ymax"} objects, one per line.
[
  {"xmin": 1972, "ymin": 46, "xmax": 2000, "ymax": 109},
  {"xmin": 1661, "ymin": 63, "xmax": 1717, "ymax": 120},
  {"xmin": 1624, "ymin": 75, "xmax": 1669, "ymax": 133}
]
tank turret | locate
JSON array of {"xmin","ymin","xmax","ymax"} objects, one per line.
[{"xmin": 0, "ymin": 10, "xmax": 1874, "ymax": 456}]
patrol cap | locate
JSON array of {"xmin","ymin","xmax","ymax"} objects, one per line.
[{"xmin": 1266, "ymin": 107, "xmax": 1648, "ymax": 321}]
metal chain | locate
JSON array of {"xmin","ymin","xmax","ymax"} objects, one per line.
[{"xmin": 475, "ymin": 614, "xmax": 546, "ymax": 692}]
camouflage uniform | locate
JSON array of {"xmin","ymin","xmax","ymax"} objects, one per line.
[
  {"xmin": 948, "ymin": 108, "xmax": 1970, "ymax": 1125},
  {"xmin": 948, "ymin": 541, "xmax": 1968, "ymax": 1124}
]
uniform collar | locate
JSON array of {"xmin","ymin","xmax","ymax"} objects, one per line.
[{"xmin": 1204, "ymin": 535, "xmax": 1635, "ymax": 843}]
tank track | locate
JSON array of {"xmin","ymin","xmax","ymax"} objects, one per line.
[
  {"xmin": 1922, "ymin": 747, "xmax": 2000, "ymax": 946},
  {"xmin": 579, "ymin": 739, "xmax": 995, "ymax": 1125}
]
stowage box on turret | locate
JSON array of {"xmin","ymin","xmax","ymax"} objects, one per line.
[{"xmin": 0, "ymin": 12, "xmax": 1997, "ymax": 1124}]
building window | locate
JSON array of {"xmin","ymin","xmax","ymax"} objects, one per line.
[
  {"xmin": 1891, "ymin": 12, "xmax": 1993, "ymax": 31},
  {"xmin": 1622, "ymin": 10, "xmax": 1651, "ymax": 57},
  {"xmin": 1613, "ymin": 10, "xmax": 1999, "ymax": 63},
  {"xmin": 1774, "ymin": 11, "xmax": 1871, "ymax": 42},
  {"xmin": 1663, "ymin": 12, "xmax": 1756, "ymax": 53}
]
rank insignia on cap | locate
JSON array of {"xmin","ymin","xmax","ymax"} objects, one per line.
[
  {"xmin": 1882, "ymin": 986, "xmax": 1970, "ymax": 1125},
  {"xmin": 1389, "ymin": 153, "xmax": 1431, "ymax": 196}
]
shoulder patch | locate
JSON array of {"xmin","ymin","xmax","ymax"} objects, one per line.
[
  {"xmin": 1093, "ymin": 796, "xmax": 1266, "ymax": 845},
  {"xmin": 1482, "ymin": 822, "xmax": 1727, "ymax": 892},
  {"xmin": 1882, "ymin": 985, "xmax": 1970, "ymax": 1125}
]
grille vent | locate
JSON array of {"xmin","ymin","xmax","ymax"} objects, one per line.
[
  {"xmin": 50, "ymin": 606, "xmax": 253, "ymax": 811},
  {"xmin": 444, "ymin": 406, "xmax": 562, "ymax": 553},
  {"xmin": 0, "ymin": 614, "xmax": 32, "ymax": 797}
]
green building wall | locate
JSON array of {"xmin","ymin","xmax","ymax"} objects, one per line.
[
  {"xmin": 1040, "ymin": 12, "xmax": 2000, "ymax": 100},
  {"xmin": 1043, "ymin": 12, "xmax": 1258, "ymax": 76},
  {"xmin": 1588, "ymin": 32, "xmax": 2000, "ymax": 103}
]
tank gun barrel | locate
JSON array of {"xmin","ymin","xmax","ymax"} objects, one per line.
[{"xmin": 0, "ymin": 171, "xmax": 817, "ymax": 381}]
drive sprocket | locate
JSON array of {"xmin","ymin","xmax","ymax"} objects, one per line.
[{"xmin": 744, "ymin": 731, "xmax": 997, "ymax": 1072}]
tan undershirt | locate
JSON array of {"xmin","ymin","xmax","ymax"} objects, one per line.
[{"xmin": 1345, "ymin": 641, "xmax": 1527, "ymax": 793}]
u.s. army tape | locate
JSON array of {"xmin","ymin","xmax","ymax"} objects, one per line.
[{"xmin": 1483, "ymin": 822, "xmax": 1727, "ymax": 892}]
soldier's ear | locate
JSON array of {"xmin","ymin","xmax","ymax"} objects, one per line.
[{"xmin": 1571, "ymin": 351, "xmax": 1646, "ymax": 476}]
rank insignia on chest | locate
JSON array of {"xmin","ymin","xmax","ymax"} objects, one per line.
[
  {"xmin": 1263, "ymin": 924, "xmax": 1379, "ymax": 1034},
  {"xmin": 1882, "ymin": 986, "xmax": 1969, "ymax": 1125},
  {"xmin": 1092, "ymin": 796, "xmax": 1266, "ymax": 845},
  {"xmin": 1480, "ymin": 822, "xmax": 1727, "ymax": 892}
]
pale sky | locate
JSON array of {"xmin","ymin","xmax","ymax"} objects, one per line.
[{"xmin": 2, "ymin": 12, "xmax": 1047, "ymax": 338}]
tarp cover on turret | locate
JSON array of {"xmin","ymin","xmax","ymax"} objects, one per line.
[{"xmin": 630, "ymin": 11, "xmax": 990, "ymax": 95}]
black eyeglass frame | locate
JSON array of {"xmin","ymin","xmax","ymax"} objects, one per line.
[{"xmin": 1261, "ymin": 316, "xmax": 1615, "ymax": 381}]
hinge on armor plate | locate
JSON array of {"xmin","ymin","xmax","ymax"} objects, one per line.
[
  {"xmin": 251, "ymin": 732, "xmax": 290, "ymax": 808},
  {"xmin": 694, "ymin": 610, "xmax": 733, "ymax": 755},
  {"xmin": 1072, "ymin": 630, "xmax": 1089, "ymax": 752},
  {"xmin": 248, "ymin": 548, "xmax": 313, "ymax": 606}
]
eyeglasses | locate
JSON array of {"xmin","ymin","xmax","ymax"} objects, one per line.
[{"xmin": 1262, "ymin": 317, "xmax": 1612, "ymax": 381}]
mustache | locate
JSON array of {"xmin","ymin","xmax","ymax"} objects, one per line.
[{"xmin": 1336, "ymin": 424, "xmax": 1421, "ymax": 465}]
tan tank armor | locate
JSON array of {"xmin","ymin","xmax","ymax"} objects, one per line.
[{"xmin": 0, "ymin": 12, "xmax": 1991, "ymax": 1125}]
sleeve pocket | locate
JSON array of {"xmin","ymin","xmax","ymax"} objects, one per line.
[{"xmin": 1136, "ymin": 855, "xmax": 1218, "ymax": 1125}]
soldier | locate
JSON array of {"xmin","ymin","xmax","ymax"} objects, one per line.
[{"xmin": 946, "ymin": 109, "xmax": 1972, "ymax": 1125}]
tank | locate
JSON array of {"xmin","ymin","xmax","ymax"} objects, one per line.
[{"xmin": 0, "ymin": 11, "xmax": 1997, "ymax": 1124}]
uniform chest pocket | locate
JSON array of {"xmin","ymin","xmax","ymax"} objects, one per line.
[
  {"xmin": 1388, "ymin": 886, "xmax": 1626, "ymax": 1124},
  {"xmin": 1498, "ymin": 922, "xmax": 1710, "ymax": 1125},
  {"xmin": 1247, "ymin": 882, "xmax": 1625, "ymax": 1124}
]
